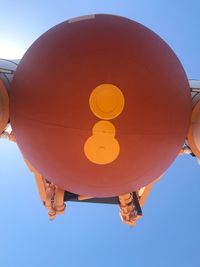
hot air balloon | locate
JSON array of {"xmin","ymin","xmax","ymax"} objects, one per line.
[{"xmin": 0, "ymin": 14, "xmax": 196, "ymax": 226}]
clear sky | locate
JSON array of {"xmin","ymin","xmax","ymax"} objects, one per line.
[{"xmin": 0, "ymin": 1, "xmax": 200, "ymax": 267}]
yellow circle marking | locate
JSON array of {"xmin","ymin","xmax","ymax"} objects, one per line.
[
  {"xmin": 89, "ymin": 83, "xmax": 125, "ymax": 120},
  {"xmin": 92, "ymin": 120, "xmax": 116, "ymax": 137},
  {"xmin": 84, "ymin": 133, "xmax": 120, "ymax": 165}
]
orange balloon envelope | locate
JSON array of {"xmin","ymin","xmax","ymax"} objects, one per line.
[{"xmin": 10, "ymin": 14, "xmax": 191, "ymax": 197}]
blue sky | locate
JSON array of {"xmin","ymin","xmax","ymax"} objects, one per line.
[{"xmin": 0, "ymin": 1, "xmax": 200, "ymax": 267}]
